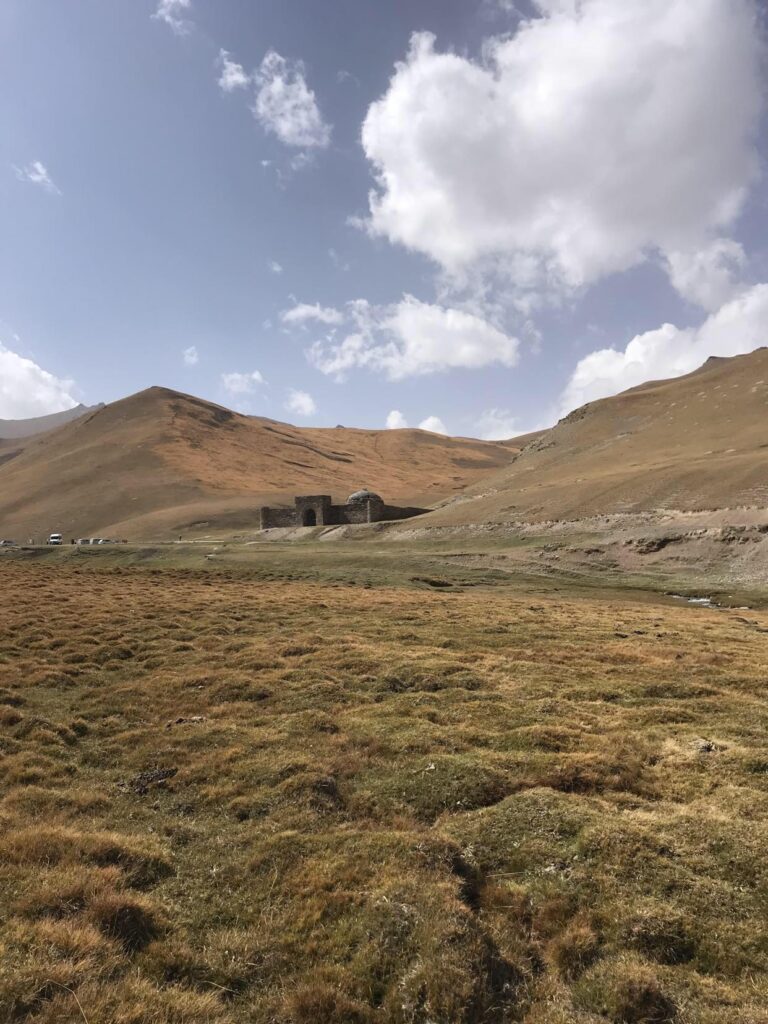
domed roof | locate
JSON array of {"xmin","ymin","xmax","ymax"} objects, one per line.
[{"xmin": 347, "ymin": 489, "xmax": 383, "ymax": 505}]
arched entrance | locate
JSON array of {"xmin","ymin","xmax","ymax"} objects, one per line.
[{"xmin": 302, "ymin": 508, "xmax": 317, "ymax": 526}]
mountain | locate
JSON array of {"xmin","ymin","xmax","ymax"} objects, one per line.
[
  {"xmin": 0, "ymin": 387, "xmax": 524, "ymax": 539},
  {"xmin": 423, "ymin": 348, "xmax": 768, "ymax": 527},
  {"xmin": 0, "ymin": 404, "xmax": 103, "ymax": 440}
]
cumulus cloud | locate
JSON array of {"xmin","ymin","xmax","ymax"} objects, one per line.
[
  {"xmin": 559, "ymin": 283, "xmax": 768, "ymax": 415},
  {"xmin": 384, "ymin": 409, "xmax": 447, "ymax": 431},
  {"xmin": 418, "ymin": 415, "xmax": 448, "ymax": 434},
  {"xmin": 0, "ymin": 342, "xmax": 77, "ymax": 419},
  {"xmin": 285, "ymin": 388, "xmax": 316, "ymax": 417},
  {"xmin": 217, "ymin": 49, "xmax": 250, "ymax": 92},
  {"xmin": 281, "ymin": 302, "xmax": 344, "ymax": 327},
  {"xmin": 361, "ymin": 2, "xmax": 762, "ymax": 305},
  {"xmin": 305, "ymin": 295, "xmax": 519, "ymax": 380},
  {"xmin": 474, "ymin": 408, "xmax": 522, "ymax": 440},
  {"xmin": 182, "ymin": 346, "xmax": 199, "ymax": 367},
  {"xmin": 386, "ymin": 410, "xmax": 408, "ymax": 429},
  {"xmin": 665, "ymin": 239, "xmax": 747, "ymax": 312},
  {"xmin": 14, "ymin": 161, "xmax": 61, "ymax": 196},
  {"xmin": 152, "ymin": 0, "xmax": 192, "ymax": 35},
  {"xmin": 254, "ymin": 51, "xmax": 331, "ymax": 149},
  {"xmin": 221, "ymin": 370, "xmax": 265, "ymax": 395}
]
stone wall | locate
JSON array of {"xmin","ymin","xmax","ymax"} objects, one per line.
[
  {"xmin": 380, "ymin": 504, "xmax": 430, "ymax": 522},
  {"xmin": 259, "ymin": 507, "xmax": 298, "ymax": 529},
  {"xmin": 259, "ymin": 495, "xmax": 429, "ymax": 529}
]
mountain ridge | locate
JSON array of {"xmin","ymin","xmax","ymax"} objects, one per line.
[
  {"xmin": 420, "ymin": 347, "xmax": 768, "ymax": 527},
  {"xmin": 0, "ymin": 403, "xmax": 104, "ymax": 440}
]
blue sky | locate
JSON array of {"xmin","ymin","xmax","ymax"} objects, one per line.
[{"xmin": 1, "ymin": 0, "xmax": 767, "ymax": 436}]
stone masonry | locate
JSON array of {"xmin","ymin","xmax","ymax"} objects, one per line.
[{"xmin": 259, "ymin": 489, "xmax": 428, "ymax": 530}]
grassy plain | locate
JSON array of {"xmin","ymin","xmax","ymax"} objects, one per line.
[{"xmin": 1, "ymin": 553, "xmax": 768, "ymax": 1023}]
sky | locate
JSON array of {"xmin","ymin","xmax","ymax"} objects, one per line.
[{"xmin": 2, "ymin": 0, "xmax": 768, "ymax": 438}]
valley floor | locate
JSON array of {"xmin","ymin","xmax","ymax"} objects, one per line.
[{"xmin": 1, "ymin": 559, "xmax": 767, "ymax": 1022}]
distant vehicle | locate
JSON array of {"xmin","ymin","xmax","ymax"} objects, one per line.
[
  {"xmin": 47, "ymin": 533, "xmax": 63, "ymax": 546},
  {"xmin": 76, "ymin": 538, "xmax": 92, "ymax": 545},
  {"xmin": 0, "ymin": 539, "xmax": 16, "ymax": 546}
]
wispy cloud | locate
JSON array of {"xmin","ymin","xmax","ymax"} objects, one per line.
[
  {"xmin": 254, "ymin": 51, "xmax": 331, "ymax": 150},
  {"xmin": 14, "ymin": 161, "xmax": 61, "ymax": 196},
  {"xmin": 152, "ymin": 0, "xmax": 192, "ymax": 35},
  {"xmin": 221, "ymin": 370, "xmax": 265, "ymax": 395},
  {"xmin": 269, "ymin": 260, "xmax": 284, "ymax": 275},
  {"xmin": 182, "ymin": 346, "xmax": 199, "ymax": 367},
  {"xmin": 336, "ymin": 69, "xmax": 360, "ymax": 87},
  {"xmin": 281, "ymin": 302, "xmax": 344, "ymax": 327},
  {"xmin": 217, "ymin": 49, "xmax": 250, "ymax": 92}
]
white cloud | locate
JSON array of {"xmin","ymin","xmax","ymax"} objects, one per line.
[
  {"xmin": 182, "ymin": 346, "xmax": 199, "ymax": 367},
  {"xmin": 14, "ymin": 161, "xmax": 61, "ymax": 196},
  {"xmin": 0, "ymin": 342, "xmax": 76, "ymax": 419},
  {"xmin": 306, "ymin": 295, "xmax": 519, "ymax": 380},
  {"xmin": 281, "ymin": 302, "xmax": 344, "ymax": 326},
  {"xmin": 418, "ymin": 415, "xmax": 448, "ymax": 434},
  {"xmin": 268, "ymin": 260, "xmax": 284, "ymax": 275},
  {"xmin": 361, "ymin": 2, "xmax": 762, "ymax": 304},
  {"xmin": 665, "ymin": 239, "xmax": 747, "ymax": 312},
  {"xmin": 152, "ymin": 0, "xmax": 192, "ymax": 35},
  {"xmin": 285, "ymin": 388, "xmax": 316, "ymax": 417},
  {"xmin": 474, "ymin": 408, "xmax": 521, "ymax": 440},
  {"xmin": 560, "ymin": 283, "xmax": 768, "ymax": 415},
  {"xmin": 254, "ymin": 51, "xmax": 331, "ymax": 149},
  {"xmin": 217, "ymin": 49, "xmax": 250, "ymax": 92},
  {"xmin": 221, "ymin": 370, "xmax": 265, "ymax": 395},
  {"xmin": 386, "ymin": 409, "xmax": 408, "ymax": 429}
]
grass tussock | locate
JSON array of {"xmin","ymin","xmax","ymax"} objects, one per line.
[{"xmin": 0, "ymin": 560, "xmax": 767, "ymax": 1021}]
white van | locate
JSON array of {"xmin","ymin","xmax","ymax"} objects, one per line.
[{"xmin": 47, "ymin": 533, "xmax": 63, "ymax": 546}]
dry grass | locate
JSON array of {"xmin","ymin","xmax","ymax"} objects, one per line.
[{"xmin": 1, "ymin": 561, "xmax": 768, "ymax": 1022}]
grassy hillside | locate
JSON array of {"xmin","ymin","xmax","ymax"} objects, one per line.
[
  {"xmin": 0, "ymin": 387, "xmax": 524, "ymax": 540},
  {"xmin": 425, "ymin": 348, "xmax": 768, "ymax": 527}
]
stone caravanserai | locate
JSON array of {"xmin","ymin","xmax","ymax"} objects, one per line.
[{"xmin": 259, "ymin": 489, "xmax": 429, "ymax": 530}]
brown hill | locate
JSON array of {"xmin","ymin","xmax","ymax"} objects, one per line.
[
  {"xmin": 424, "ymin": 348, "xmax": 768, "ymax": 527},
  {"xmin": 0, "ymin": 387, "xmax": 522, "ymax": 539}
]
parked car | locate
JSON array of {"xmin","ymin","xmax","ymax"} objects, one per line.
[
  {"xmin": 47, "ymin": 533, "xmax": 63, "ymax": 546},
  {"xmin": 76, "ymin": 538, "xmax": 92, "ymax": 545},
  {"xmin": 0, "ymin": 540, "xmax": 16, "ymax": 547}
]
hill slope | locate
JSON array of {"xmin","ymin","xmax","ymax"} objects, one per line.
[
  {"xmin": 0, "ymin": 403, "xmax": 102, "ymax": 440},
  {"xmin": 0, "ymin": 387, "xmax": 522, "ymax": 539},
  {"xmin": 425, "ymin": 348, "xmax": 768, "ymax": 527}
]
